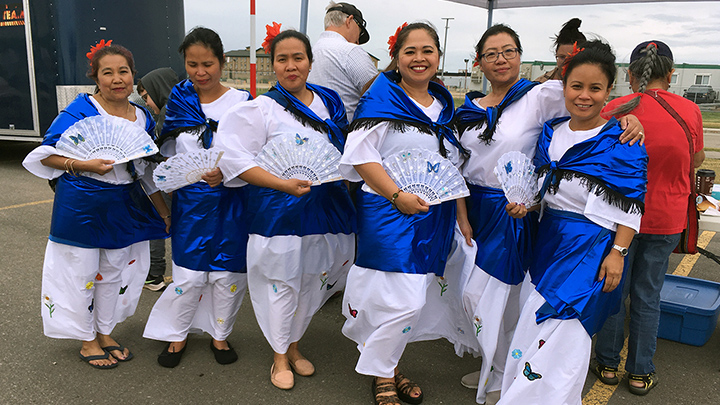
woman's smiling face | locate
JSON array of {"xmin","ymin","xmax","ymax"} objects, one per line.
[{"xmin": 396, "ymin": 28, "xmax": 439, "ymax": 89}]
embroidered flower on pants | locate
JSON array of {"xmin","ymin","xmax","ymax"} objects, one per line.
[
  {"xmin": 402, "ymin": 326, "xmax": 411, "ymax": 334},
  {"xmin": 175, "ymin": 287, "xmax": 183, "ymax": 295},
  {"xmin": 85, "ymin": 281, "xmax": 94, "ymax": 290},
  {"xmin": 511, "ymin": 349, "xmax": 523, "ymax": 359},
  {"xmin": 230, "ymin": 284, "xmax": 237, "ymax": 293},
  {"xmin": 42, "ymin": 294, "xmax": 55, "ymax": 318}
]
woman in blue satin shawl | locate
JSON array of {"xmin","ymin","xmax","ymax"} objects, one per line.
[
  {"xmin": 142, "ymin": 27, "xmax": 253, "ymax": 369},
  {"xmin": 22, "ymin": 44, "xmax": 171, "ymax": 369},
  {"xmin": 339, "ymin": 22, "xmax": 475, "ymax": 405},
  {"xmin": 498, "ymin": 40, "xmax": 647, "ymax": 405},
  {"xmin": 214, "ymin": 28, "xmax": 356, "ymax": 390}
]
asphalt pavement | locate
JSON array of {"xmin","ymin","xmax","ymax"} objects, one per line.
[{"xmin": 2, "ymin": 140, "xmax": 720, "ymax": 405}]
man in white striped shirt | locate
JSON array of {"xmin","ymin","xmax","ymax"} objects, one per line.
[{"xmin": 308, "ymin": 2, "xmax": 378, "ymax": 121}]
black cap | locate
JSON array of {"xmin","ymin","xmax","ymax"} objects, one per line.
[
  {"xmin": 328, "ymin": 2, "xmax": 369, "ymax": 45},
  {"xmin": 631, "ymin": 40, "xmax": 673, "ymax": 63}
]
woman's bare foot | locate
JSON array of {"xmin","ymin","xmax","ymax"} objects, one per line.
[
  {"xmin": 211, "ymin": 339, "xmax": 229, "ymax": 351},
  {"xmin": 374, "ymin": 377, "xmax": 401, "ymax": 405},
  {"xmin": 96, "ymin": 333, "xmax": 131, "ymax": 361},
  {"xmin": 168, "ymin": 340, "xmax": 187, "ymax": 353},
  {"xmin": 80, "ymin": 339, "xmax": 117, "ymax": 367}
]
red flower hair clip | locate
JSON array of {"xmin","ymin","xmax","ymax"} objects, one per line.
[
  {"xmin": 387, "ymin": 22, "xmax": 408, "ymax": 55},
  {"xmin": 473, "ymin": 51, "xmax": 480, "ymax": 67},
  {"xmin": 561, "ymin": 41, "xmax": 585, "ymax": 77},
  {"xmin": 86, "ymin": 39, "xmax": 113, "ymax": 61},
  {"xmin": 262, "ymin": 22, "xmax": 282, "ymax": 54}
]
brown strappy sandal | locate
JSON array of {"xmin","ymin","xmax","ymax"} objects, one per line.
[
  {"xmin": 394, "ymin": 372, "xmax": 424, "ymax": 404},
  {"xmin": 372, "ymin": 378, "xmax": 401, "ymax": 405}
]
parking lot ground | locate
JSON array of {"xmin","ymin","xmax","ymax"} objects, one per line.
[{"xmin": 2, "ymin": 140, "xmax": 720, "ymax": 405}]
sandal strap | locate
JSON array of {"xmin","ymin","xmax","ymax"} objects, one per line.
[
  {"xmin": 628, "ymin": 373, "xmax": 651, "ymax": 386},
  {"xmin": 395, "ymin": 373, "xmax": 421, "ymax": 394},
  {"xmin": 374, "ymin": 380, "xmax": 400, "ymax": 405},
  {"xmin": 375, "ymin": 382, "xmax": 396, "ymax": 394},
  {"xmin": 597, "ymin": 363, "xmax": 618, "ymax": 373}
]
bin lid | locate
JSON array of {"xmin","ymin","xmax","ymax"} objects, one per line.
[{"xmin": 660, "ymin": 274, "xmax": 720, "ymax": 314}]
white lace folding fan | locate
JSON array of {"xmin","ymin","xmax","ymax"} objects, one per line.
[
  {"xmin": 153, "ymin": 150, "xmax": 224, "ymax": 193},
  {"xmin": 493, "ymin": 150, "xmax": 539, "ymax": 206},
  {"xmin": 382, "ymin": 149, "xmax": 469, "ymax": 205},
  {"xmin": 56, "ymin": 115, "xmax": 158, "ymax": 165},
  {"xmin": 255, "ymin": 132, "xmax": 343, "ymax": 185}
]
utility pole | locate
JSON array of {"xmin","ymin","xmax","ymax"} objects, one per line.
[
  {"xmin": 464, "ymin": 58, "xmax": 469, "ymax": 91},
  {"xmin": 440, "ymin": 17, "xmax": 453, "ymax": 82}
]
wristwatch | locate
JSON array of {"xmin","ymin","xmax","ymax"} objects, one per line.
[{"xmin": 612, "ymin": 244, "xmax": 629, "ymax": 257}]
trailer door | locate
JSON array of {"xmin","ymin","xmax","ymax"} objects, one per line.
[{"xmin": 0, "ymin": 1, "xmax": 41, "ymax": 141}]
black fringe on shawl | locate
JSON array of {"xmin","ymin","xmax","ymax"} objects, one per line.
[
  {"xmin": 537, "ymin": 167, "xmax": 645, "ymax": 215},
  {"xmin": 349, "ymin": 118, "xmax": 452, "ymax": 158},
  {"xmin": 280, "ymin": 102, "xmax": 336, "ymax": 137}
]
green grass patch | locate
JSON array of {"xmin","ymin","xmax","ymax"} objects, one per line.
[{"xmin": 702, "ymin": 111, "xmax": 720, "ymax": 129}]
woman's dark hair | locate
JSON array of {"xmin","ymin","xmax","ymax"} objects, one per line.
[
  {"xmin": 389, "ymin": 22, "xmax": 442, "ymax": 61},
  {"xmin": 611, "ymin": 43, "xmax": 674, "ymax": 115},
  {"xmin": 270, "ymin": 30, "xmax": 313, "ymax": 64},
  {"xmin": 86, "ymin": 45, "xmax": 136, "ymax": 81},
  {"xmin": 562, "ymin": 40, "xmax": 616, "ymax": 88},
  {"xmin": 476, "ymin": 24, "xmax": 522, "ymax": 58},
  {"xmin": 554, "ymin": 18, "xmax": 586, "ymax": 52},
  {"xmin": 179, "ymin": 27, "xmax": 225, "ymax": 66}
]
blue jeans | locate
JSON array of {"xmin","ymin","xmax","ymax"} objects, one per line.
[{"xmin": 593, "ymin": 232, "xmax": 681, "ymax": 375}]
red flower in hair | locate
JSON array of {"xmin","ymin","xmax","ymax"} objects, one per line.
[
  {"xmin": 86, "ymin": 39, "xmax": 113, "ymax": 61},
  {"xmin": 387, "ymin": 22, "xmax": 408, "ymax": 55},
  {"xmin": 262, "ymin": 22, "xmax": 282, "ymax": 54},
  {"xmin": 473, "ymin": 51, "xmax": 480, "ymax": 67},
  {"xmin": 561, "ymin": 41, "xmax": 585, "ymax": 78}
]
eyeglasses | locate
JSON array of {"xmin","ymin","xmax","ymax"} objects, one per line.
[{"xmin": 480, "ymin": 48, "xmax": 519, "ymax": 63}]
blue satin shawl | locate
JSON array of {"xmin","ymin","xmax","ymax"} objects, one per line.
[
  {"xmin": 535, "ymin": 117, "xmax": 647, "ymax": 214},
  {"xmin": 466, "ymin": 184, "xmax": 538, "ymax": 285},
  {"xmin": 351, "ymin": 70, "xmax": 466, "ymax": 157},
  {"xmin": 161, "ymin": 79, "xmax": 252, "ymax": 149},
  {"xmin": 50, "ymin": 174, "xmax": 167, "ymax": 249},
  {"xmin": 42, "ymin": 93, "xmax": 155, "ymax": 146},
  {"xmin": 454, "ymin": 78, "xmax": 538, "ymax": 143},
  {"xmin": 532, "ymin": 207, "xmax": 626, "ymax": 336},
  {"xmin": 354, "ymin": 190, "xmax": 456, "ymax": 275},
  {"xmin": 171, "ymin": 182, "xmax": 248, "ymax": 272},
  {"xmin": 244, "ymin": 181, "xmax": 356, "ymax": 237},
  {"xmin": 262, "ymin": 83, "xmax": 348, "ymax": 153}
]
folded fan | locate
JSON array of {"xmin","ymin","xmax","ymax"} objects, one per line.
[
  {"xmin": 493, "ymin": 150, "xmax": 538, "ymax": 206},
  {"xmin": 383, "ymin": 148, "xmax": 469, "ymax": 205},
  {"xmin": 255, "ymin": 132, "xmax": 343, "ymax": 185},
  {"xmin": 56, "ymin": 115, "xmax": 158, "ymax": 165},
  {"xmin": 153, "ymin": 150, "xmax": 224, "ymax": 193}
]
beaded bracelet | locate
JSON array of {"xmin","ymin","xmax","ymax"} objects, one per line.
[{"xmin": 390, "ymin": 189, "xmax": 402, "ymax": 209}]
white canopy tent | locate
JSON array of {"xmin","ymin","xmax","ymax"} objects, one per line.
[{"xmin": 442, "ymin": 0, "xmax": 719, "ymax": 90}]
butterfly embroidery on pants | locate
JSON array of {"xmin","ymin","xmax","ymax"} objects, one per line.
[
  {"xmin": 348, "ymin": 303, "xmax": 358, "ymax": 318},
  {"xmin": 523, "ymin": 362, "xmax": 542, "ymax": 381}
]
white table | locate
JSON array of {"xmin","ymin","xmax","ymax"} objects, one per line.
[{"xmin": 700, "ymin": 213, "xmax": 720, "ymax": 232}]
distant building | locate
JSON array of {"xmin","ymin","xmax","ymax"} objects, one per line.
[
  {"xmin": 522, "ymin": 60, "xmax": 720, "ymax": 102},
  {"xmin": 222, "ymin": 47, "xmax": 380, "ymax": 84}
]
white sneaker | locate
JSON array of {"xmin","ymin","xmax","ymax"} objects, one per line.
[
  {"xmin": 484, "ymin": 390, "xmax": 501, "ymax": 405},
  {"xmin": 461, "ymin": 370, "xmax": 481, "ymax": 389}
]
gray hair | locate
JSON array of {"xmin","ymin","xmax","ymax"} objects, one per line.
[
  {"xmin": 324, "ymin": 1, "xmax": 348, "ymax": 29},
  {"xmin": 611, "ymin": 43, "xmax": 674, "ymax": 115}
]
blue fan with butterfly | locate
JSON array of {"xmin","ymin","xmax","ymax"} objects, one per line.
[
  {"xmin": 493, "ymin": 150, "xmax": 538, "ymax": 206},
  {"xmin": 255, "ymin": 132, "xmax": 343, "ymax": 185},
  {"xmin": 382, "ymin": 148, "xmax": 469, "ymax": 205},
  {"xmin": 56, "ymin": 115, "xmax": 158, "ymax": 165}
]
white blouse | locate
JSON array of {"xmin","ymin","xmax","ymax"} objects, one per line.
[
  {"xmin": 23, "ymin": 95, "xmax": 156, "ymax": 192},
  {"xmin": 460, "ymin": 80, "xmax": 567, "ymax": 188},
  {"xmin": 214, "ymin": 92, "xmax": 332, "ymax": 188},
  {"xmin": 339, "ymin": 97, "xmax": 461, "ymax": 194},
  {"xmin": 541, "ymin": 120, "xmax": 642, "ymax": 232}
]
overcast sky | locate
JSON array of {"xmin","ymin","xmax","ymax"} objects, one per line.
[{"xmin": 183, "ymin": 0, "xmax": 720, "ymax": 72}]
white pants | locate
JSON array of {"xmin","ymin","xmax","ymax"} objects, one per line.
[
  {"xmin": 143, "ymin": 263, "xmax": 248, "ymax": 342},
  {"xmin": 498, "ymin": 289, "xmax": 590, "ymax": 405},
  {"xmin": 343, "ymin": 225, "xmax": 479, "ymax": 378},
  {"xmin": 41, "ymin": 240, "xmax": 149, "ymax": 340},
  {"xmin": 463, "ymin": 270, "xmax": 535, "ymax": 403},
  {"xmin": 247, "ymin": 233, "xmax": 354, "ymax": 354}
]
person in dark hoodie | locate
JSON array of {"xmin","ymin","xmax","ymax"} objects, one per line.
[{"xmin": 137, "ymin": 67, "xmax": 180, "ymax": 291}]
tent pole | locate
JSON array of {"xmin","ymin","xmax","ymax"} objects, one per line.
[
  {"xmin": 300, "ymin": 0, "xmax": 309, "ymax": 34},
  {"xmin": 482, "ymin": 0, "xmax": 494, "ymax": 93}
]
